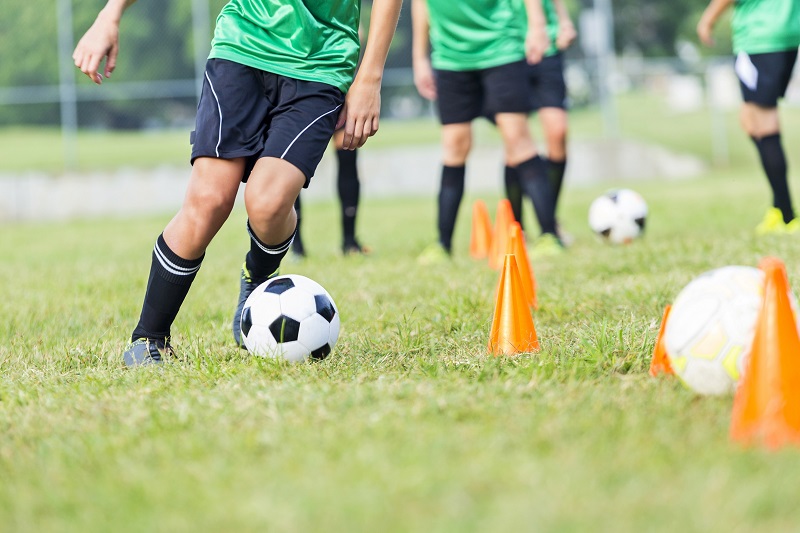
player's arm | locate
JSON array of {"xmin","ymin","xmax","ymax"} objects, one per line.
[
  {"xmin": 522, "ymin": 0, "xmax": 549, "ymax": 64},
  {"xmin": 338, "ymin": 0, "xmax": 403, "ymax": 150},
  {"xmin": 553, "ymin": 0, "xmax": 577, "ymax": 51},
  {"xmin": 73, "ymin": 0, "xmax": 137, "ymax": 85},
  {"xmin": 411, "ymin": 0, "xmax": 436, "ymax": 101},
  {"xmin": 697, "ymin": 0, "xmax": 734, "ymax": 46}
]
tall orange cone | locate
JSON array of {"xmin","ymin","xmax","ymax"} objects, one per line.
[
  {"xmin": 649, "ymin": 305, "xmax": 674, "ymax": 377},
  {"xmin": 489, "ymin": 199, "xmax": 515, "ymax": 270},
  {"xmin": 488, "ymin": 254, "xmax": 540, "ymax": 355},
  {"xmin": 730, "ymin": 257, "xmax": 800, "ymax": 449},
  {"xmin": 469, "ymin": 200, "xmax": 493, "ymax": 259},
  {"xmin": 506, "ymin": 222, "xmax": 538, "ymax": 309}
]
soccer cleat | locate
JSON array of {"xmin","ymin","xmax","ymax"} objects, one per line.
[
  {"xmin": 755, "ymin": 207, "xmax": 786, "ymax": 235},
  {"xmin": 123, "ymin": 338, "xmax": 173, "ymax": 367},
  {"xmin": 233, "ymin": 262, "xmax": 278, "ymax": 348},
  {"xmin": 529, "ymin": 232, "xmax": 565, "ymax": 257},
  {"xmin": 417, "ymin": 242, "xmax": 451, "ymax": 265},
  {"xmin": 555, "ymin": 222, "xmax": 575, "ymax": 248},
  {"xmin": 343, "ymin": 239, "xmax": 371, "ymax": 256},
  {"xmin": 786, "ymin": 218, "xmax": 800, "ymax": 234}
]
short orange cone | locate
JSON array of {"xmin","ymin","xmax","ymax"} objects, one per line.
[
  {"xmin": 506, "ymin": 222, "xmax": 538, "ymax": 309},
  {"xmin": 488, "ymin": 254, "xmax": 540, "ymax": 355},
  {"xmin": 469, "ymin": 200, "xmax": 493, "ymax": 260},
  {"xmin": 489, "ymin": 199, "xmax": 515, "ymax": 270},
  {"xmin": 648, "ymin": 305, "xmax": 674, "ymax": 377},
  {"xmin": 730, "ymin": 257, "xmax": 800, "ymax": 449}
]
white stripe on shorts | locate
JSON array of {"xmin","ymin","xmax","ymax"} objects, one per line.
[
  {"xmin": 280, "ymin": 105, "xmax": 343, "ymax": 159},
  {"xmin": 204, "ymin": 71, "xmax": 223, "ymax": 157}
]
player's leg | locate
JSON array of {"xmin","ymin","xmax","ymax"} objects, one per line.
[
  {"xmin": 736, "ymin": 50, "xmax": 797, "ymax": 233},
  {"xmin": 232, "ymin": 73, "xmax": 344, "ymax": 346},
  {"xmin": 419, "ymin": 68, "xmax": 481, "ymax": 263},
  {"xmin": 124, "ymin": 58, "xmax": 270, "ymax": 366},
  {"xmin": 486, "ymin": 60, "xmax": 559, "ymax": 252},
  {"xmin": 292, "ymin": 195, "xmax": 306, "ymax": 257},
  {"xmin": 333, "ymin": 129, "xmax": 366, "ymax": 254},
  {"xmin": 125, "ymin": 157, "xmax": 244, "ymax": 365},
  {"xmin": 536, "ymin": 53, "xmax": 570, "ymax": 209}
]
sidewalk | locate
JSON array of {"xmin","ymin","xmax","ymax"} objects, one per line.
[{"xmin": 0, "ymin": 139, "xmax": 704, "ymax": 222}]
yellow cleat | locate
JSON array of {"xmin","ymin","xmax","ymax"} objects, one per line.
[
  {"xmin": 755, "ymin": 207, "xmax": 786, "ymax": 235},
  {"xmin": 417, "ymin": 242, "xmax": 451, "ymax": 265},
  {"xmin": 786, "ymin": 218, "xmax": 800, "ymax": 234},
  {"xmin": 529, "ymin": 233, "xmax": 565, "ymax": 257}
]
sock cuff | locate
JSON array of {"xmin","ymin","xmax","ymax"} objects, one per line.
[
  {"xmin": 247, "ymin": 220, "xmax": 296, "ymax": 255},
  {"xmin": 153, "ymin": 234, "xmax": 203, "ymax": 282}
]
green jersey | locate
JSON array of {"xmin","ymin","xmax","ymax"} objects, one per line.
[
  {"xmin": 209, "ymin": 0, "xmax": 360, "ymax": 92},
  {"xmin": 732, "ymin": 0, "xmax": 800, "ymax": 54},
  {"xmin": 427, "ymin": 0, "xmax": 526, "ymax": 71}
]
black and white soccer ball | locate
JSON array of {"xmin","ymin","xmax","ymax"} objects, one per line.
[
  {"xmin": 588, "ymin": 189, "xmax": 648, "ymax": 244},
  {"xmin": 240, "ymin": 275, "xmax": 340, "ymax": 362}
]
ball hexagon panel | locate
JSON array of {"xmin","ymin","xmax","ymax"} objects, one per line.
[
  {"xmin": 278, "ymin": 340, "xmax": 313, "ymax": 363},
  {"xmin": 298, "ymin": 314, "xmax": 332, "ymax": 353},
  {"xmin": 244, "ymin": 291, "xmax": 282, "ymax": 328},
  {"xmin": 243, "ymin": 324, "xmax": 279, "ymax": 357},
  {"xmin": 287, "ymin": 274, "xmax": 327, "ymax": 296}
]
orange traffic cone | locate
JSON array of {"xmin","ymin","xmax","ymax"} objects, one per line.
[
  {"xmin": 730, "ymin": 257, "xmax": 800, "ymax": 449},
  {"xmin": 488, "ymin": 254, "xmax": 540, "ymax": 355},
  {"xmin": 469, "ymin": 200, "xmax": 493, "ymax": 260},
  {"xmin": 506, "ymin": 222, "xmax": 538, "ymax": 309},
  {"xmin": 649, "ymin": 305, "xmax": 674, "ymax": 377},
  {"xmin": 489, "ymin": 199, "xmax": 515, "ymax": 270}
]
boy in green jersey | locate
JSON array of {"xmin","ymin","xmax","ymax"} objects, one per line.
[
  {"xmin": 504, "ymin": 0, "xmax": 576, "ymax": 244},
  {"xmin": 73, "ymin": 0, "xmax": 402, "ymax": 365},
  {"xmin": 698, "ymin": 0, "xmax": 800, "ymax": 234},
  {"xmin": 412, "ymin": 0, "xmax": 563, "ymax": 262}
]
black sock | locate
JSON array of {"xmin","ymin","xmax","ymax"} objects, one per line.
[
  {"xmin": 337, "ymin": 148, "xmax": 360, "ymax": 246},
  {"xmin": 438, "ymin": 165, "xmax": 466, "ymax": 252},
  {"xmin": 548, "ymin": 158, "xmax": 567, "ymax": 208},
  {"xmin": 753, "ymin": 134, "xmax": 794, "ymax": 223},
  {"xmin": 516, "ymin": 155, "xmax": 557, "ymax": 235},
  {"xmin": 504, "ymin": 165, "xmax": 524, "ymax": 230},
  {"xmin": 292, "ymin": 196, "xmax": 305, "ymax": 255},
  {"xmin": 245, "ymin": 220, "xmax": 295, "ymax": 280},
  {"xmin": 131, "ymin": 234, "xmax": 204, "ymax": 343}
]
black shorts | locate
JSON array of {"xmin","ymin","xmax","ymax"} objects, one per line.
[
  {"xmin": 527, "ymin": 53, "xmax": 567, "ymax": 111},
  {"xmin": 191, "ymin": 58, "xmax": 345, "ymax": 186},
  {"xmin": 434, "ymin": 60, "xmax": 530, "ymax": 125},
  {"xmin": 735, "ymin": 49, "xmax": 798, "ymax": 107}
]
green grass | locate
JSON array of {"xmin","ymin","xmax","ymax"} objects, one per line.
[{"xmin": 3, "ymin": 166, "xmax": 800, "ymax": 531}]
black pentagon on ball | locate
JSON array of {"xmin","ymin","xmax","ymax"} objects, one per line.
[
  {"xmin": 600, "ymin": 228, "xmax": 612, "ymax": 237},
  {"xmin": 635, "ymin": 217, "xmax": 646, "ymax": 230},
  {"xmin": 315, "ymin": 294, "xmax": 337, "ymax": 322},
  {"xmin": 310, "ymin": 343, "xmax": 332, "ymax": 360},
  {"xmin": 264, "ymin": 278, "xmax": 295, "ymax": 295},
  {"xmin": 269, "ymin": 315, "xmax": 301, "ymax": 343},
  {"xmin": 241, "ymin": 306, "xmax": 253, "ymax": 337}
]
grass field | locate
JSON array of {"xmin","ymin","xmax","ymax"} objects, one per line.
[
  {"xmin": 4, "ymin": 160, "xmax": 800, "ymax": 531},
  {"xmin": 4, "ymin": 91, "xmax": 800, "ymax": 531}
]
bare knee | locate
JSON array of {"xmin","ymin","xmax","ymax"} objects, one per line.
[{"xmin": 441, "ymin": 124, "xmax": 472, "ymax": 166}]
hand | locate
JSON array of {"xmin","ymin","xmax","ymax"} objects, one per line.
[
  {"xmin": 413, "ymin": 57, "xmax": 437, "ymax": 101},
  {"xmin": 336, "ymin": 76, "xmax": 381, "ymax": 150},
  {"xmin": 556, "ymin": 21, "xmax": 577, "ymax": 50},
  {"xmin": 697, "ymin": 18, "xmax": 715, "ymax": 46},
  {"xmin": 525, "ymin": 26, "xmax": 549, "ymax": 64},
  {"xmin": 72, "ymin": 11, "xmax": 120, "ymax": 85}
]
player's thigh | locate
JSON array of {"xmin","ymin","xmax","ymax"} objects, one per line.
[
  {"xmin": 245, "ymin": 157, "xmax": 307, "ymax": 220},
  {"xmin": 434, "ymin": 69, "xmax": 484, "ymax": 125},
  {"xmin": 257, "ymin": 75, "xmax": 345, "ymax": 189}
]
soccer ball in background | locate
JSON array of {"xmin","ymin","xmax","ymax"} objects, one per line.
[
  {"xmin": 588, "ymin": 189, "xmax": 648, "ymax": 244},
  {"xmin": 663, "ymin": 266, "xmax": 764, "ymax": 396},
  {"xmin": 241, "ymin": 275, "xmax": 340, "ymax": 362}
]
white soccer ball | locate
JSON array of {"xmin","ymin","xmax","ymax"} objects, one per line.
[
  {"xmin": 240, "ymin": 275, "xmax": 340, "ymax": 362},
  {"xmin": 588, "ymin": 189, "xmax": 648, "ymax": 244},
  {"xmin": 663, "ymin": 266, "xmax": 764, "ymax": 395}
]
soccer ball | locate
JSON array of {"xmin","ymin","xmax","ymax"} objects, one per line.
[
  {"xmin": 240, "ymin": 274, "xmax": 340, "ymax": 362},
  {"xmin": 588, "ymin": 189, "xmax": 648, "ymax": 244},
  {"xmin": 663, "ymin": 266, "xmax": 764, "ymax": 395}
]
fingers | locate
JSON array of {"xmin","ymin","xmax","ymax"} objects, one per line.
[
  {"xmin": 335, "ymin": 105, "xmax": 347, "ymax": 130},
  {"xmin": 75, "ymin": 53, "xmax": 104, "ymax": 85},
  {"xmin": 341, "ymin": 114, "xmax": 380, "ymax": 150},
  {"xmin": 105, "ymin": 45, "xmax": 119, "ymax": 78}
]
